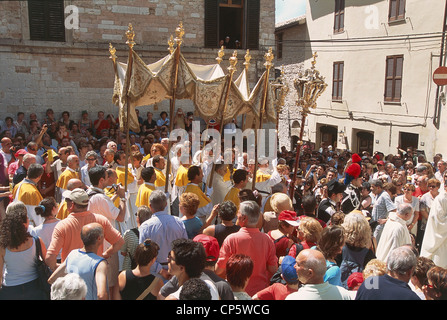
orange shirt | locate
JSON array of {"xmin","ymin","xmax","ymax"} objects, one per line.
[{"xmin": 46, "ymin": 211, "xmax": 122, "ymax": 262}]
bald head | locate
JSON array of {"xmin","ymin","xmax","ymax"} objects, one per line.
[
  {"xmin": 67, "ymin": 178, "xmax": 83, "ymax": 191},
  {"xmin": 80, "ymin": 223, "xmax": 103, "ymax": 248},
  {"xmin": 296, "ymin": 249, "xmax": 327, "ymax": 284}
]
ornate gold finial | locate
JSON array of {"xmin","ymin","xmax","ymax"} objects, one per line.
[
  {"xmin": 168, "ymin": 35, "xmax": 175, "ymax": 54},
  {"xmin": 244, "ymin": 49, "xmax": 251, "ymax": 70},
  {"xmin": 228, "ymin": 51, "xmax": 238, "ymax": 74},
  {"xmin": 216, "ymin": 46, "xmax": 225, "ymax": 64},
  {"xmin": 175, "ymin": 21, "xmax": 185, "ymax": 46},
  {"xmin": 264, "ymin": 47, "xmax": 274, "ymax": 70},
  {"xmin": 126, "ymin": 23, "xmax": 135, "ymax": 49},
  {"xmin": 311, "ymin": 52, "xmax": 318, "ymax": 68},
  {"xmin": 109, "ymin": 43, "xmax": 117, "ymax": 63}
]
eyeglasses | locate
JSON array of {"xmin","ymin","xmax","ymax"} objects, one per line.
[
  {"xmin": 87, "ymin": 158, "xmax": 96, "ymax": 161},
  {"xmin": 428, "ymin": 185, "xmax": 437, "ymax": 188}
]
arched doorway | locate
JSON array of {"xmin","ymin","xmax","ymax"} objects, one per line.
[{"xmin": 290, "ymin": 120, "xmax": 300, "ymax": 150}]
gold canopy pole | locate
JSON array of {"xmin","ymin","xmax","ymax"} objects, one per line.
[
  {"xmin": 205, "ymin": 46, "xmax": 225, "ymax": 133},
  {"xmin": 122, "ymin": 24, "xmax": 136, "ymax": 193},
  {"xmin": 208, "ymin": 51, "xmax": 238, "ymax": 188},
  {"xmin": 252, "ymin": 48, "xmax": 274, "ymax": 191},
  {"xmin": 241, "ymin": 49, "xmax": 251, "ymax": 130},
  {"xmin": 165, "ymin": 22, "xmax": 184, "ymax": 193}
]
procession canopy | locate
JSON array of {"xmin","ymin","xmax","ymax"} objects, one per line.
[{"xmin": 111, "ymin": 24, "xmax": 277, "ymax": 133}]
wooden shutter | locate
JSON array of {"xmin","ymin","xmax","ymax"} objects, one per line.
[
  {"xmin": 384, "ymin": 55, "xmax": 404, "ymax": 102},
  {"xmin": 205, "ymin": 0, "xmax": 219, "ymax": 48},
  {"xmin": 28, "ymin": 0, "xmax": 65, "ymax": 42},
  {"xmin": 332, "ymin": 61, "xmax": 344, "ymax": 101},
  {"xmin": 246, "ymin": 0, "xmax": 260, "ymax": 50},
  {"xmin": 334, "ymin": 0, "xmax": 345, "ymax": 33},
  {"xmin": 276, "ymin": 32, "xmax": 283, "ymax": 59},
  {"xmin": 389, "ymin": 0, "xmax": 406, "ymax": 22}
]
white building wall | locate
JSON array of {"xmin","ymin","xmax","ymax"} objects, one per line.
[{"xmin": 298, "ymin": 0, "xmax": 446, "ymax": 160}]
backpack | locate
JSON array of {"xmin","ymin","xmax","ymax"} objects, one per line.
[{"xmin": 339, "ymin": 246, "xmax": 369, "ymax": 289}]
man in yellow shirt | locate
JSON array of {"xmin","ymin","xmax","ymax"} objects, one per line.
[
  {"xmin": 114, "ymin": 150, "xmax": 139, "ymax": 229},
  {"xmin": 174, "ymin": 156, "xmax": 191, "ymax": 199},
  {"xmin": 135, "ymin": 167, "xmax": 156, "ymax": 208},
  {"xmin": 57, "ymin": 178, "xmax": 84, "ymax": 220},
  {"xmin": 184, "ymin": 165, "xmax": 213, "ymax": 224},
  {"xmin": 152, "ymin": 154, "xmax": 167, "ymax": 191},
  {"xmin": 56, "ymin": 154, "xmax": 81, "ymax": 200},
  {"xmin": 224, "ymin": 169, "xmax": 249, "ymax": 210},
  {"xmin": 13, "ymin": 163, "xmax": 44, "ymax": 226}
]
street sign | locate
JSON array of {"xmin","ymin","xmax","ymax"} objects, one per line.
[{"xmin": 433, "ymin": 66, "xmax": 447, "ymax": 86}]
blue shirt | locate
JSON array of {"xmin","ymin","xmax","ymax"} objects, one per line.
[
  {"xmin": 324, "ymin": 260, "xmax": 342, "ymax": 287},
  {"xmin": 182, "ymin": 216, "xmax": 203, "ymax": 239},
  {"xmin": 66, "ymin": 249, "xmax": 106, "ymax": 300},
  {"xmin": 156, "ymin": 118, "xmax": 169, "ymax": 127},
  {"xmin": 139, "ymin": 210, "xmax": 188, "ymax": 274}
]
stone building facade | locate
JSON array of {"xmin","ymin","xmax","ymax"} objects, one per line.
[{"xmin": 0, "ymin": 0, "xmax": 275, "ymax": 125}]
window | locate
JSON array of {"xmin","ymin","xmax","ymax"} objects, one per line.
[
  {"xmin": 389, "ymin": 0, "xmax": 406, "ymax": 22},
  {"xmin": 276, "ymin": 33, "xmax": 283, "ymax": 59},
  {"xmin": 332, "ymin": 61, "xmax": 344, "ymax": 101},
  {"xmin": 28, "ymin": 0, "xmax": 65, "ymax": 42},
  {"xmin": 334, "ymin": 0, "xmax": 345, "ymax": 33},
  {"xmin": 384, "ymin": 55, "xmax": 404, "ymax": 103},
  {"xmin": 205, "ymin": 0, "xmax": 260, "ymax": 50}
]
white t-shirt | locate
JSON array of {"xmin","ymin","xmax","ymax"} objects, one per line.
[{"xmin": 285, "ymin": 282, "xmax": 351, "ymax": 300}]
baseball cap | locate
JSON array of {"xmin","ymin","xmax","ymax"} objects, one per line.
[
  {"xmin": 281, "ymin": 255, "xmax": 298, "ymax": 283},
  {"xmin": 62, "ymin": 188, "xmax": 89, "ymax": 206},
  {"xmin": 193, "ymin": 234, "xmax": 220, "ymax": 262},
  {"xmin": 278, "ymin": 210, "xmax": 300, "ymax": 227},
  {"xmin": 15, "ymin": 149, "xmax": 28, "ymax": 157},
  {"xmin": 347, "ymin": 272, "xmax": 364, "ymax": 290}
]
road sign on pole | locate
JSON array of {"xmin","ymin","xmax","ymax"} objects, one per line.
[{"xmin": 433, "ymin": 66, "xmax": 447, "ymax": 86}]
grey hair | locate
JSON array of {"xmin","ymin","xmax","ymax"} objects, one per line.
[
  {"xmin": 5, "ymin": 201, "xmax": 27, "ymax": 216},
  {"xmin": 51, "ymin": 273, "xmax": 87, "ymax": 300},
  {"xmin": 387, "ymin": 246, "xmax": 417, "ymax": 275},
  {"xmin": 239, "ymin": 200, "xmax": 260, "ymax": 226},
  {"xmin": 85, "ymin": 150, "xmax": 98, "ymax": 159},
  {"xmin": 67, "ymin": 155, "xmax": 78, "ymax": 163},
  {"xmin": 23, "ymin": 153, "xmax": 36, "ymax": 163},
  {"xmin": 149, "ymin": 190, "xmax": 167, "ymax": 212},
  {"xmin": 397, "ymin": 202, "xmax": 413, "ymax": 217}
]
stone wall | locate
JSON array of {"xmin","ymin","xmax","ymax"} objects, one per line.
[{"xmin": 0, "ymin": 0, "xmax": 275, "ymax": 125}]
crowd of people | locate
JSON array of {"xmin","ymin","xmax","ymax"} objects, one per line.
[{"xmin": 0, "ymin": 107, "xmax": 447, "ymax": 301}]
